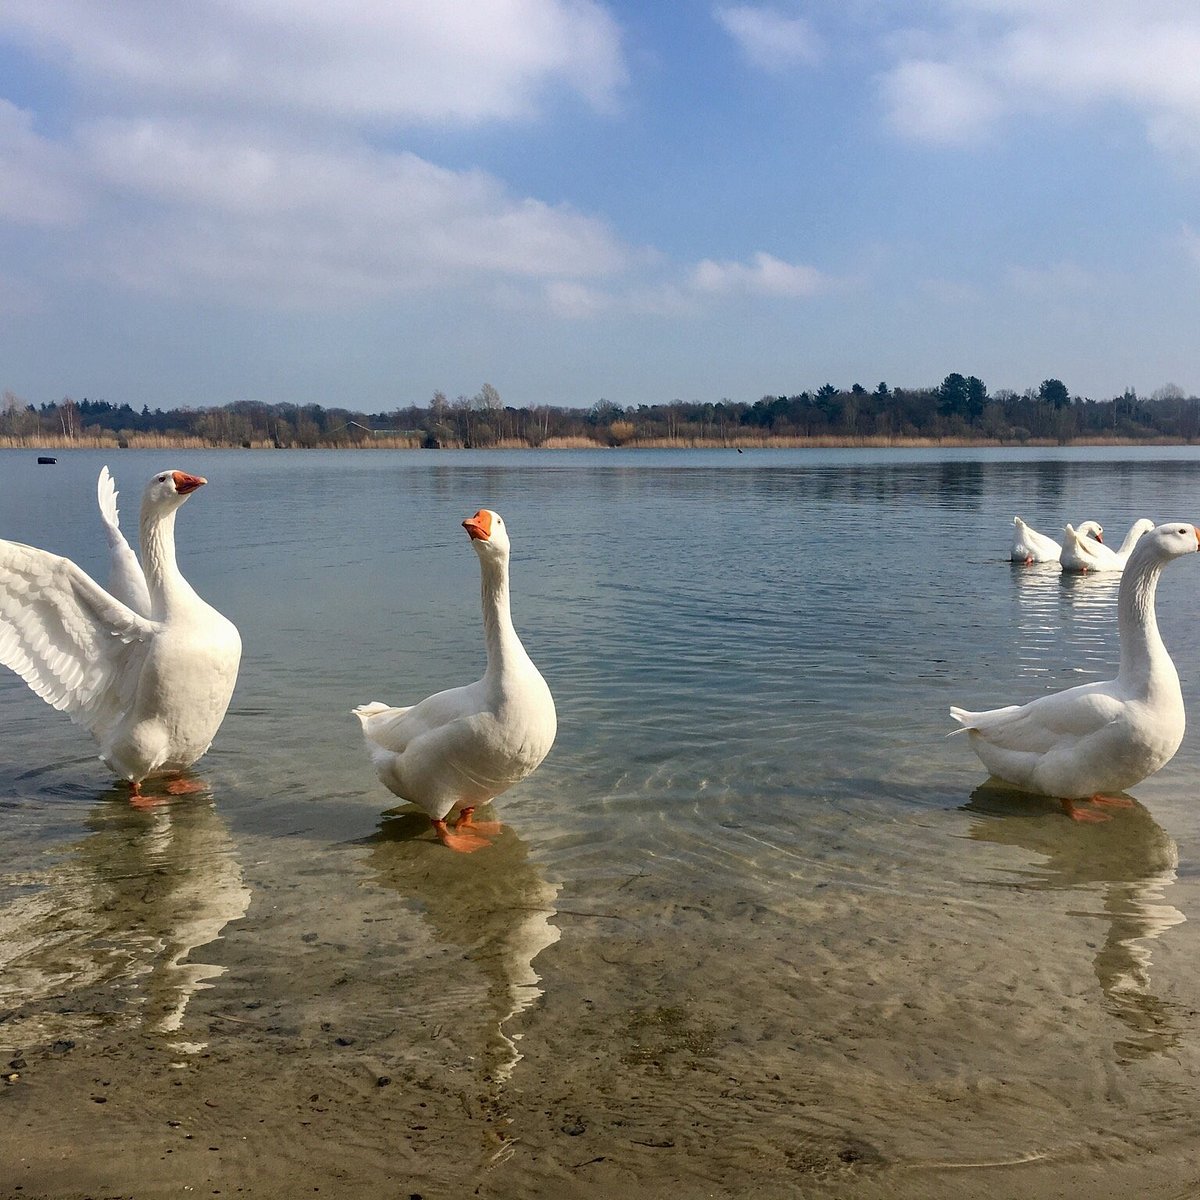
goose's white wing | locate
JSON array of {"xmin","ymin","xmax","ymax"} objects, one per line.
[
  {"xmin": 951, "ymin": 682, "xmax": 1122, "ymax": 751},
  {"xmin": 1061, "ymin": 526, "xmax": 1122, "ymax": 572},
  {"xmin": 1011, "ymin": 517, "xmax": 1060, "ymax": 562},
  {"xmin": 354, "ymin": 682, "xmax": 483, "ymax": 755},
  {"xmin": 0, "ymin": 539, "xmax": 156, "ymax": 744},
  {"xmin": 98, "ymin": 466, "xmax": 152, "ymax": 617}
]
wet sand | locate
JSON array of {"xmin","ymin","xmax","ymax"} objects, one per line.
[{"xmin": 6, "ymin": 794, "xmax": 1200, "ymax": 1200}]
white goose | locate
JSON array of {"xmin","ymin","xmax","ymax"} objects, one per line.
[
  {"xmin": 951, "ymin": 522, "xmax": 1200, "ymax": 814},
  {"xmin": 1011, "ymin": 516, "xmax": 1102, "ymax": 564},
  {"xmin": 0, "ymin": 469, "xmax": 241, "ymax": 798},
  {"xmin": 354, "ymin": 509, "xmax": 557, "ymax": 853},
  {"xmin": 1060, "ymin": 518, "xmax": 1155, "ymax": 573}
]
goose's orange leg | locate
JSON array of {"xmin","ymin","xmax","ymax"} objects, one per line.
[
  {"xmin": 127, "ymin": 780, "xmax": 166, "ymax": 811},
  {"xmin": 1061, "ymin": 798, "xmax": 1110, "ymax": 823},
  {"xmin": 164, "ymin": 776, "xmax": 206, "ymax": 795},
  {"xmin": 456, "ymin": 806, "xmax": 503, "ymax": 837},
  {"xmin": 1089, "ymin": 794, "xmax": 1135, "ymax": 808},
  {"xmin": 433, "ymin": 818, "xmax": 491, "ymax": 853}
]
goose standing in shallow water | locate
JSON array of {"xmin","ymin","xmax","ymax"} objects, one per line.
[
  {"xmin": 951, "ymin": 522, "xmax": 1200, "ymax": 817},
  {"xmin": 354, "ymin": 509, "xmax": 557, "ymax": 853},
  {"xmin": 1011, "ymin": 516, "xmax": 1102, "ymax": 564},
  {"xmin": 0, "ymin": 469, "xmax": 241, "ymax": 799},
  {"xmin": 1060, "ymin": 518, "xmax": 1155, "ymax": 573}
]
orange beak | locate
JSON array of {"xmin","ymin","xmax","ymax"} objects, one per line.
[
  {"xmin": 172, "ymin": 471, "xmax": 206, "ymax": 495},
  {"xmin": 1195, "ymin": 527, "xmax": 1200, "ymax": 547},
  {"xmin": 1095, "ymin": 532, "xmax": 1103, "ymax": 543},
  {"xmin": 463, "ymin": 510, "xmax": 492, "ymax": 542}
]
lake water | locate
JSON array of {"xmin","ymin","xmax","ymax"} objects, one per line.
[{"xmin": 4, "ymin": 446, "xmax": 1200, "ymax": 1197}]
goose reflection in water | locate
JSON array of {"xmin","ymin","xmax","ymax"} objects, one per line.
[
  {"xmin": 1010, "ymin": 561, "xmax": 1121, "ymax": 685},
  {"xmin": 363, "ymin": 810, "xmax": 560, "ymax": 1093},
  {"xmin": 963, "ymin": 785, "xmax": 1184, "ymax": 1059},
  {"xmin": 0, "ymin": 782, "xmax": 249, "ymax": 1050}
]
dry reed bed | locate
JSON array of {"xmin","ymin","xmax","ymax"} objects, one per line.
[{"xmin": 0, "ymin": 433, "xmax": 1191, "ymax": 452}]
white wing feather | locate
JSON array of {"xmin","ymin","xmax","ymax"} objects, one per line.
[
  {"xmin": 0, "ymin": 539, "xmax": 156, "ymax": 744},
  {"xmin": 354, "ymin": 683, "xmax": 483, "ymax": 755},
  {"xmin": 951, "ymin": 683, "xmax": 1121, "ymax": 749},
  {"xmin": 97, "ymin": 465, "xmax": 152, "ymax": 617}
]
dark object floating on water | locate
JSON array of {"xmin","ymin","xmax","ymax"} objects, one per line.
[{"xmin": 37, "ymin": 456, "xmax": 57, "ymax": 465}]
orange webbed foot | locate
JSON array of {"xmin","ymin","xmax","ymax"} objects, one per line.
[
  {"xmin": 1061, "ymin": 799, "xmax": 1111, "ymax": 823},
  {"xmin": 433, "ymin": 819, "xmax": 492, "ymax": 854},
  {"xmin": 127, "ymin": 781, "xmax": 167, "ymax": 811},
  {"xmin": 456, "ymin": 807, "xmax": 504, "ymax": 837},
  {"xmin": 1089, "ymin": 794, "xmax": 1134, "ymax": 808},
  {"xmin": 163, "ymin": 777, "xmax": 207, "ymax": 796}
]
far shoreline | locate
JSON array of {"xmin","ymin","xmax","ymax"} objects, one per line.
[{"xmin": 4, "ymin": 433, "xmax": 1200, "ymax": 452}]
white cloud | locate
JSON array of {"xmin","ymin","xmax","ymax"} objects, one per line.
[
  {"xmin": 881, "ymin": 60, "xmax": 1002, "ymax": 145},
  {"xmin": 998, "ymin": 8, "xmax": 1200, "ymax": 110},
  {"xmin": 880, "ymin": 2, "xmax": 1200, "ymax": 160},
  {"xmin": 542, "ymin": 280, "xmax": 613, "ymax": 318},
  {"xmin": 714, "ymin": 5, "xmax": 821, "ymax": 72},
  {"xmin": 690, "ymin": 251, "xmax": 826, "ymax": 297},
  {"xmin": 0, "ymin": 3, "xmax": 642, "ymax": 313},
  {"xmin": 72, "ymin": 121, "xmax": 632, "ymax": 305},
  {"xmin": 0, "ymin": 0, "xmax": 626, "ymax": 125},
  {"xmin": 0, "ymin": 100, "xmax": 83, "ymax": 226},
  {"xmin": 0, "ymin": 5, "xmax": 851, "ymax": 320}
]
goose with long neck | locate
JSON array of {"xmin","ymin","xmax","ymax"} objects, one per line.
[
  {"xmin": 952, "ymin": 522, "xmax": 1200, "ymax": 814},
  {"xmin": 140, "ymin": 473, "xmax": 206, "ymax": 620},
  {"xmin": 353, "ymin": 509, "xmax": 557, "ymax": 853},
  {"xmin": 0, "ymin": 468, "xmax": 241, "ymax": 799},
  {"xmin": 1011, "ymin": 516, "xmax": 1101, "ymax": 564},
  {"xmin": 1060, "ymin": 518, "xmax": 1154, "ymax": 573}
]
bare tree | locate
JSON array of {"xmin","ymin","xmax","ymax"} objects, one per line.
[
  {"xmin": 430, "ymin": 390, "xmax": 448, "ymax": 425},
  {"xmin": 58, "ymin": 395, "xmax": 80, "ymax": 438}
]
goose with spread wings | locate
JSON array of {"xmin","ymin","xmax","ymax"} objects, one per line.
[{"xmin": 0, "ymin": 468, "xmax": 241, "ymax": 797}]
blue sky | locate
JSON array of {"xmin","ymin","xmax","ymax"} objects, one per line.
[{"xmin": 2, "ymin": 0, "xmax": 1199, "ymax": 412}]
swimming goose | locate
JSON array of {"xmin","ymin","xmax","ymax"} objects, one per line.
[
  {"xmin": 1011, "ymin": 517, "xmax": 1102, "ymax": 564},
  {"xmin": 0, "ymin": 470, "xmax": 241, "ymax": 798},
  {"xmin": 951, "ymin": 522, "xmax": 1200, "ymax": 813},
  {"xmin": 1060, "ymin": 518, "xmax": 1155, "ymax": 573},
  {"xmin": 354, "ymin": 509, "xmax": 557, "ymax": 853}
]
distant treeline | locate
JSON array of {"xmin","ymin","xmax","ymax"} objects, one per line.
[{"xmin": 3, "ymin": 376, "xmax": 1199, "ymax": 448}]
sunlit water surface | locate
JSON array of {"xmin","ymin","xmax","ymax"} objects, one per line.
[{"xmin": 5, "ymin": 447, "xmax": 1200, "ymax": 1195}]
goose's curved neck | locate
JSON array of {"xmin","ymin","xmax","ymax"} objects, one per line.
[
  {"xmin": 480, "ymin": 553, "xmax": 526, "ymax": 678},
  {"xmin": 140, "ymin": 503, "xmax": 197, "ymax": 619},
  {"xmin": 1117, "ymin": 550, "xmax": 1174, "ymax": 695},
  {"xmin": 1116, "ymin": 524, "xmax": 1145, "ymax": 557}
]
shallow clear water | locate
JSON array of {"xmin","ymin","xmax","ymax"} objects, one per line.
[{"xmin": 5, "ymin": 446, "xmax": 1200, "ymax": 1195}]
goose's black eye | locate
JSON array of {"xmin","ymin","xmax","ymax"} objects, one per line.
[{"xmin": 157, "ymin": 474, "xmax": 166, "ymax": 482}]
